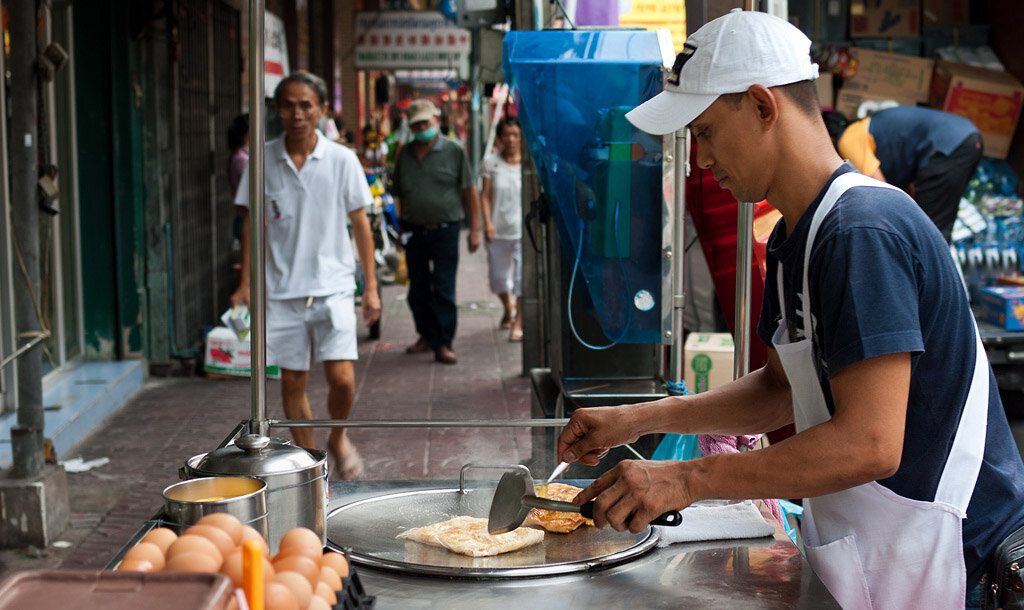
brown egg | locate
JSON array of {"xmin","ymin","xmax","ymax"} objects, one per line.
[
  {"xmin": 274, "ymin": 543, "xmax": 322, "ymax": 564},
  {"xmin": 271, "ymin": 554, "xmax": 319, "ymax": 587},
  {"xmin": 166, "ymin": 534, "xmax": 224, "ymax": 568},
  {"xmin": 116, "ymin": 558, "xmax": 155, "ymax": 572},
  {"xmin": 165, "ymin": 551, "xmax": 221, "ymax": 573},
  {"xmin": 221, "ymin": 549, "xmax": 276, "ymax": 588},
  {"xmin": 314, "ymin": 581, "xmax": 337, "ymax": 605},
  {"xmin": 264, "ymin": 581, "xmax": 299, "ymax": 610},
  {"xmin": 185, "ymin": 524, "xmax": 236, "ymax": 560},
  {"xmin": 195, "ymin": 512, "xmax": 244, "ymax": 545},
  {"xmin": 139, "ymin": 527, "xmax": 178, "ymax": 555},
  {"xmin": 306, "ymin": 596, "xmax": 331, "ymax": 610},
  {"xmin": 122, "ymin": 542, "xmax": 166, "ymax": 571},
  {"xmin": 317, "ymin": 565, "xmax": 342, "ymax": 592},
  {"xmin": 320, "ymin": 551, "xmax": 349, "ymax": 578},
  {"xmin": 277, "ymin": 527, "xmax": 322, "ymax": 559},
  {"xmin": 238, "ymin": 524, "xmax": 270, "ymax": 557},
  {"xmin": 274, "ymin": 571, "xmax": 313, "ymax": 609}
]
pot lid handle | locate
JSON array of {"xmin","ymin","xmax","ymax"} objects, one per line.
[{"xmin": 235, "ymin": 433, "xmax": 271, "ymax": 453}]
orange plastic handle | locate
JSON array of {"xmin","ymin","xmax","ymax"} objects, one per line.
[{"xmin": 242, "ymin": 538, "xmax": 263, "ymax": 610}]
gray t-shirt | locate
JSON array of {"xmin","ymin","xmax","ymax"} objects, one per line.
[{"xmin": 393, "ymin": 135, "xmax": 474, "ymax": 225}]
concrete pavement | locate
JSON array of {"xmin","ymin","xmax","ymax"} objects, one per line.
[{"xmin": 0, "ymin": 230, "xmax": 532, "ymax": 578}]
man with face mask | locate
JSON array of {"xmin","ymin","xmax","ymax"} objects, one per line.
[{"xmin": 392, "ymin": 99, "xmax": 481, "ymax": 364}]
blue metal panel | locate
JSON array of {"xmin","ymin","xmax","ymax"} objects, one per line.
[{"xmin": 503, "ymin": 30, "xmax": 664, "ymax": 344}]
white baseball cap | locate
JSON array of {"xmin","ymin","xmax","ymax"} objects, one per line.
[{"xmin": 626, "ymin": 9, "xmax": 819, "ymax": 135}]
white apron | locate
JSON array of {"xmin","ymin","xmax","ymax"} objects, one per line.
[{"xmin": 772, "ymin": 172, "xmax": 988, "ymax": 609}]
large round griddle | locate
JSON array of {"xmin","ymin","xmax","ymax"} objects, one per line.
[{"xmin": 326, "ymin": 486, "xmax": 658, "ymax": 578}]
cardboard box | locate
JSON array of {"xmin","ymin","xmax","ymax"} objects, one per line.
[
  {"xmin": 850, "ymin": 0, "xmax": 920, "ymax": 38},
  {"xmin": 977, "ymin": 286, "xmax": 1024, "ymax": 330},
  {"xmin": 929, "ymin": 60, "xmax": 1024, "ymax": 159},
  {"xmin": 845, "ymin": 48, "xmax": 934, "ymax": 104},
  {"xmin": 835, "ymin": 86, "xmax": 914, "ymax": 120},
  {"xmin": 851, "ymin": 37, "xmax": 923, "ymax": 57},
  {"xmin": 922, "ymin": 25, "xmax": 991, "ymax": 62},
  {"xmin": 684, "ymin": 332, "xmax": 734, "ymax": 394},
  {"xmin": 789, "ymin": 0, "xmax": 849, "ymax": 46},
  {"xmin": 203, "ymin": 326, "xmax": 281, "ymax": 378},
  {"xmin": 921, "ymin": 0, "xmax": 970, "ymax": 27},
  {"xmin": 816, "ymin": 72, "xmax": 835, "ymax": 108}
]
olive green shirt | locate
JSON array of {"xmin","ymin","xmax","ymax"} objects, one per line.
[{"xmin": 393, "ymin": 135, "xmax": 474, "ymax": 225}]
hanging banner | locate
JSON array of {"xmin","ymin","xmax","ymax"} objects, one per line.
[
  {"xmin": 265, "ymin": 11, "xmax": 290, "ymax": 98},
  {"xmin": 355, "ymin": 11, "xmax": 471, "ymax": 73}
]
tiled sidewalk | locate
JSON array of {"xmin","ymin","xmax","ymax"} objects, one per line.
[{"xmin": 0, "ymin": 230, "xmax": 531, "ymax": 576}]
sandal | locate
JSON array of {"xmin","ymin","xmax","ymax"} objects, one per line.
[
  {"xmin": 329, "ymin": 437, "xmax": 365, "ymax": 481},
  {"xmin": 509, "ymin": 327, "xmax": 523, "ymax": 342},
  {"xmin": 500, "ymin": 313, "xmax": 514, "ymax": 329}
]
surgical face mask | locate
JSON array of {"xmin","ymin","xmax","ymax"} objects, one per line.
[{"xmin": 413, "ymin": 126, "xmax": 437, "ymax": 142}]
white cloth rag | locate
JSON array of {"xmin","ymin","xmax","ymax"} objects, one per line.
[{"xmin": 654, "ymin": 500, "xmax": 775, "ymax": 547}]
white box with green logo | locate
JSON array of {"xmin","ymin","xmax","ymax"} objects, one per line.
[
  {"xmin": 683, "ymin": 332, "xmax": 734, "ymax": 394},
  {"xmin": 204, "ymin": 326, "xmax": 281, "ymax": 379}
]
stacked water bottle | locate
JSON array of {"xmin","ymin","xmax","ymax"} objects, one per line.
[{"xmin": 953, "ymin": 157, "xmax": 1024, "ymax": 304}]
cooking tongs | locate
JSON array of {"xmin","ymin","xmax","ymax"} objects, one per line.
[{"xmin": 487, "ymin": 468, "xmax": 683, "ymax": 534}]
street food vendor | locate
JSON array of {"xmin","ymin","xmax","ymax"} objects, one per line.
[{"xmin": 556, "ymin": 10, "xmax": 1024, "ymax": 609}]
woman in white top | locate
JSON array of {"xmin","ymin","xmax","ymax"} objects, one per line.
[{"xmin": 480, "ymin": 117, "xmax": 523, "ymax": 341}]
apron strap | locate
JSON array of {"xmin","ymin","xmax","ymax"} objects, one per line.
[
  {"xmin": 779, "ymin": 170, "xmax": 986, "ymax": 512},
  {"xmin": 934, "ymin": 319, "xmax": 988, "ymax": 512}
]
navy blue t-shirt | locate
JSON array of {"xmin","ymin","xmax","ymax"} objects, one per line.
[
  {"xmin": 867, "ymin": 106, "xmax": 979, "ymax": 189},
  {"xmin": 756, "ymin": 163, "xmax": 1024, "ymax": 584}
]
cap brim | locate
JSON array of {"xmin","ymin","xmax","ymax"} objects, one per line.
[
  {"xmin": 625, "ymin": 90, "xmax": 720, "ymax": 135},
  {"xmin": 408, "ymin": 112, "xmax": 434, "ymax": 125}
]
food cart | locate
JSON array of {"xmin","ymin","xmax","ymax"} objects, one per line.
[{"xmin": 96, "ymin": 4, "xmax": 841, "ymax": 608}]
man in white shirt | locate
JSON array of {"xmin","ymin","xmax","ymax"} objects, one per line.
[{"xmin": 231, "ymin": 72, "xmax": 379, "ymax": 480}]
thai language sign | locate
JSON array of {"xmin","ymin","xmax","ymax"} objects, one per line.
[
  {"xmin": 355, "ymin": 11, "xmax": 471, "ymax": 71},
  {"xmin": 265, "ymin": 11, "xmax": 290, "ymax": 98}
]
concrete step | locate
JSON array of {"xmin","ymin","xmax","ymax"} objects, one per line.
[{"xmin": 0, "ymin": 360, "xmax": 144, "ymax": 468}]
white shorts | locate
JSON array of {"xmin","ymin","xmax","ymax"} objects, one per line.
[
  {"xmin": 266, "ymin": 291, "xmax": 357, "ymax": 371},
  {"xmin": 486, "ymin": 237, "xmax": 522, "ymax": 297}
]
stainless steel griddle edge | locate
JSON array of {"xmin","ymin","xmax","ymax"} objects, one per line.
[{"xmin": 325, "ymin": 465, "xmax": 661, "ymax": 580}]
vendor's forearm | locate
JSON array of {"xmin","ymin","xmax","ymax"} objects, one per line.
[
  {"xmin": 680, "ymin": 352, "xmax": 909, "ymax": 503},
  {"xmin": 685, "ymin": 417, "xmax": 893, "ymax": 503}
]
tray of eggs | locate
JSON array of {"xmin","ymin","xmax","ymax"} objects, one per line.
[{"xmin": 117, "ymin": 512, "xmax": 374, "ymax": 610}]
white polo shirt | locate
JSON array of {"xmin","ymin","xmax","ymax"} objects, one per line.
[{"xmin": 235, "ymin": 130, "xmax": 372, "ymax": 299}]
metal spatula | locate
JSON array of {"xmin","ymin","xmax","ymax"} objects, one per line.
[{"xmin": 487, "ymin": 469, "xmax": 683, "ymax": 534}]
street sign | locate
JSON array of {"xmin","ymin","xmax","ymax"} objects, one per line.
[{"xmin": 355, "ymin": 11, "xmax": 471, "ymax": 74}]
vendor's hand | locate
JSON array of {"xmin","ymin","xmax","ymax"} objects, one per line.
[
  {"xmin": 229, "ymin": 283, "xmax": 250, "ymax": 308},
  {"xmin": 362, "ymin": 288, "xmax": 381, "ymax": 326},
  {"xmin": 574, "ymin": 460, "xmax": 692, "ymax": 534},
  {"xmin": 467, "ymin": 229, "xmax": 482, "ymax": 253},
  {"xmin": 484, "ymin": 224, "xmax": 496, "ymax": 243},
  {"xmin": 557, "ymin": 406, "xmax": 640, "ymax": 466}
]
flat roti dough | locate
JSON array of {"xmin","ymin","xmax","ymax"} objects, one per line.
[
  {"xmin": 397, "ymin": 516, "xmax": 544, "ymax": 557},
  {"xmin": 524, "ymin": 483, "xmax": 595, "ymax": 533}
]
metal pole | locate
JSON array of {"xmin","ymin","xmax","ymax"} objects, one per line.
[
  {"xmin": 733, "ymin": 201, "xmax": 754, "ymax": 379},
  {"xmin": 668, "ymin": 128, "xmax": 688, "ymax": 387},
  {"xmin": 8, "ymin": 0, "xmax": 44, "ymax": 479},
  {"xmin": 248, "ymin": 1, "xmax": 268, "ymax": 439},
  {"xmin": 269, "ymin": 418, "xmax": 571, "ymax": 429},
  {"xmin": 469, "ymin": 28, "xmax": 483, "ymax": 180}
]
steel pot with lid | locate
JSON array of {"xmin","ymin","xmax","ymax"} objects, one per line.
[{"xmin": 181, "ymin": 433, "xmax": 327, "ymax": 554}]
